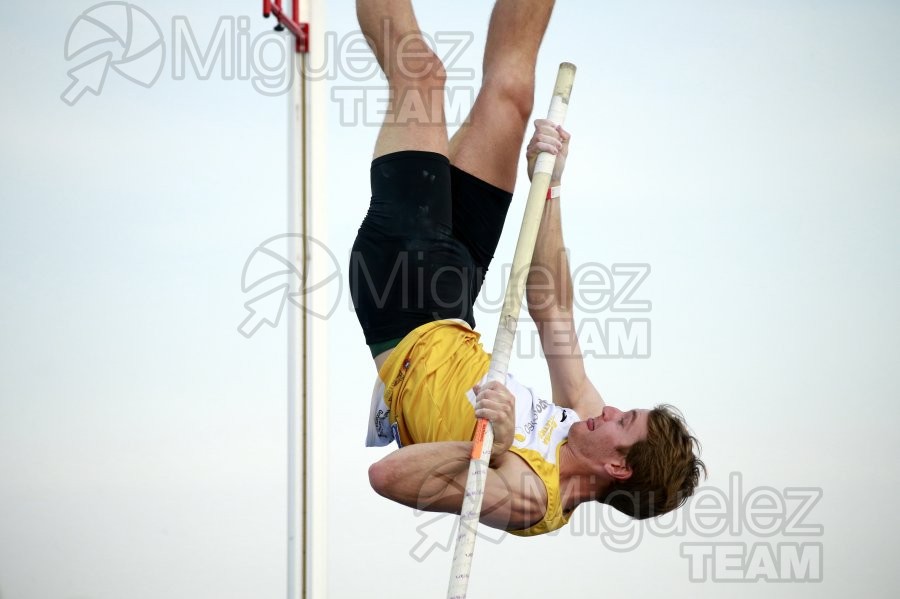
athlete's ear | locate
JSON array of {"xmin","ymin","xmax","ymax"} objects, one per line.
[{"xmin": 604, "ymin": 457, "xmax": 633, "ymax": 482}]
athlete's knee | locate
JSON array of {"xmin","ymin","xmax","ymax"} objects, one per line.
[
  {"xmin": 482, "ymin": 70, "xmax": 535, "ymax": 124},
  {"xmin": 356, "ymin": 1, "xmax": 445, "ymax": 87},
  {"xmin": 391, "ymin": 36, "xmax": 446, "ymax": 91}
]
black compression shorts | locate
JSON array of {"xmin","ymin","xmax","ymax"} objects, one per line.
[{"xmin": 350, "ymin": 151, "xmax": 513, "ymax": 356}]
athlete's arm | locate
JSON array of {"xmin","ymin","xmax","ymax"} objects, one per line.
[
  {"xmin": 367, "ymin": 382, "xmax": 547, "ymax": 531},
  {"xmin": 525, "ymin": 120, "xmax": 605, "ymax": 419},
  {"xmin": 368, "ymin": 441, "xmax": 545, "ymax": 530}
]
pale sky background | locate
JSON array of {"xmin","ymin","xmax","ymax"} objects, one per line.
[{"xmin": 1, "ymin": 1, "xmax": 899, "ymax": 598}]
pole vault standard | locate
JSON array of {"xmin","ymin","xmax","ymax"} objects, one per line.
[
  {"xmin": 262, "ymin": 2, "xmax": 326, "ymax": 599},
  {"xmin": 447, "ymin": 62, "xmax": 577, "ymax": 599}
]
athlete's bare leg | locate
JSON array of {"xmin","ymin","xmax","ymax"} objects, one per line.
[
  {"xmin": 357, "ymin": 0, "xmax": 448, "ymax": 159},
  {"xmin": 449, "ymin": 0, "xmax": 555, "ymax": 192}
]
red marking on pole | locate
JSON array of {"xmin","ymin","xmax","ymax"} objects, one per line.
[{"xmin": 470, "ymin": 418, "xmax": 488, "ymax": 460}]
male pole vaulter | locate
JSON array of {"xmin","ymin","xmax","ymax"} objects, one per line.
[{"xmin": 349, "ymin": 0, "xmax": 705, "ymax": 535}]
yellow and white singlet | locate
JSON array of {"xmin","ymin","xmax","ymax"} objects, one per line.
[{"xmin": 366, "ymin": 319, "xmax": 580, "ymax": 536}]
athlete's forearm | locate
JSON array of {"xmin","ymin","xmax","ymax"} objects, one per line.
[{"xmin": 527, "ymin": 194, "xmax": 574, "ymax": 319}]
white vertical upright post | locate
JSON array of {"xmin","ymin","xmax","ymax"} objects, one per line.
[
  {"xmin": 286, "ymin": 50, "xmax": 304, "ymax": 599},
  {"xmin": 286, "ymin": 0, "xmax": 327, "ymax": 598}
]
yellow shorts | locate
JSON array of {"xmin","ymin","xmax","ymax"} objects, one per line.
[{"xmin": 378, "ymin": 320, "xmax": 491, "ymax": 447}]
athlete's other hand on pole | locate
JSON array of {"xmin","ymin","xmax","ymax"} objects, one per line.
[
  {"xmin": 526, "ymin": 119, "xmax": 571, "ymax": 186},
  {"xmin": 473, "ymin": 381, "xmax": 516, "ymax": 466}
]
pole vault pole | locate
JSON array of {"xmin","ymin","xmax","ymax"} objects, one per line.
[{"xmin": 447, "ymin": 62, "xmax": 576, "ymax": 599}]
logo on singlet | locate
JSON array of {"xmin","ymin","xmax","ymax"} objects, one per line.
[
  {"xmin": 538, "ymin": 418, "xmax": 558, "ymax": 445},
  {"xmin": 524, "ymin": 398, "xmax": 551, "ymax": 434}
]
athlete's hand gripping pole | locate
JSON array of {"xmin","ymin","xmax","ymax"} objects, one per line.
[{"xmin": 447, "ymin": 62, "xmax": 577, "ymax": 599}]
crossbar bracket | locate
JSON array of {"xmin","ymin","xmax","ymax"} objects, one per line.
[{"xmin": 263, "ymin": 0, "xmax": 309, "ymax": 53}]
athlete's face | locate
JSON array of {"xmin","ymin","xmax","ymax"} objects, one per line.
[{"xmin": 569, "ymin": 406, "xmax": 650, "ymax": 480}]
